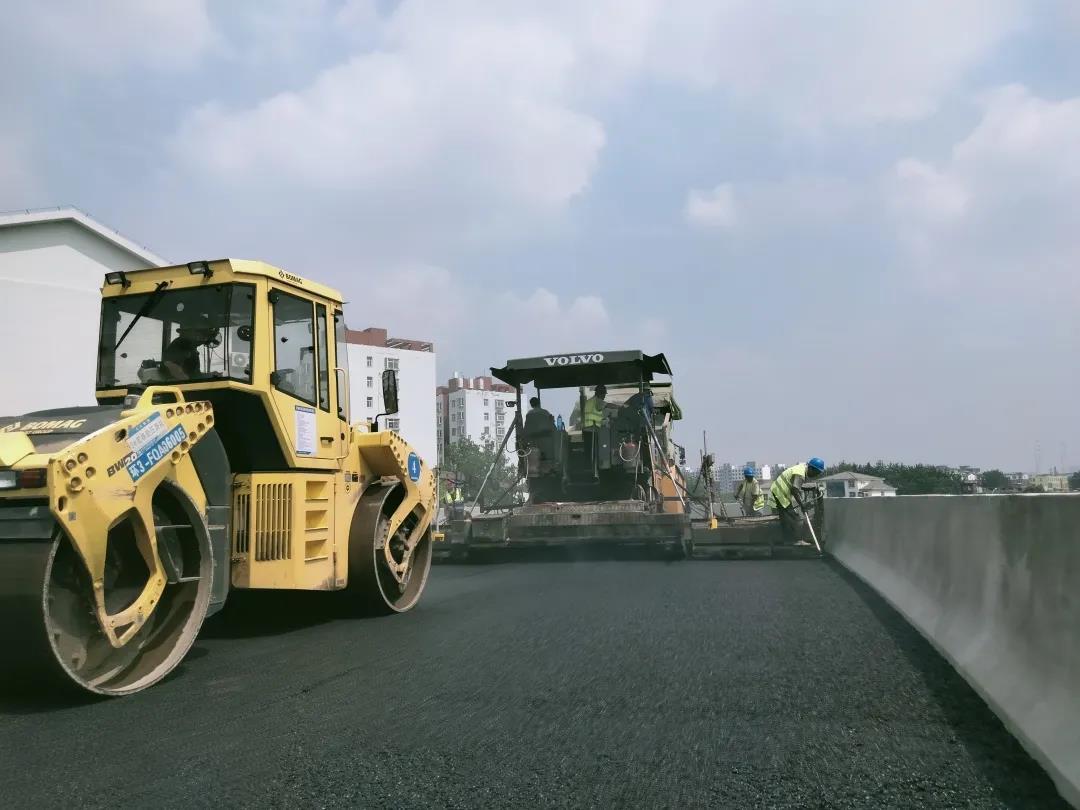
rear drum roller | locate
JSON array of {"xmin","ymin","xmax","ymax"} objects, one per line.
[
  {"xmin": 347, "ymin": 485, "xmax": 433, "ymax": 614},
  {"xmin": 3, "ymin": 483, "xmax": 213, "ymax": 696}
]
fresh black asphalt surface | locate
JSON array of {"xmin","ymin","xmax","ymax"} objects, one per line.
[{"xmin": 0, "ymin": 558, "xmax": 1067, "ymax": 809}]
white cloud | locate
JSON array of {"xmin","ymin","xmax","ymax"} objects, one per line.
[
  {"xmin": 691, "ymin": 84, "xmax": 1080, "ymax": 302},
  {"xmin": 953, "ymin": 84, "xmax": 1080, "ymax": 185},
  {"xmin": 347, "ymin": 264, "xmax": 666, "ymax": 375},
  {"xmin": 685, "ymin": 184, "xmax": 736, "ymax": 230},
  {"xmin": 173, "ymin": 10, "xmax": 604, "ymax": 210},
  {"xmin": 686, "ymin": 176, "xmax": 862, "ymax": 234},
  {"xmin": 594, "ymin": 0, "xmax": 1026, "ymax": 128},
  {"xmin": 889, "ymin": 159, "xmax": 970, "ymax": 224},
  {"xmin": 168, "ymin": 0, "xmax": 1025, "ymax": 248},
  {"xmin": 887, "ymin": 85, "xmax": 1080, "ymax": 298}
]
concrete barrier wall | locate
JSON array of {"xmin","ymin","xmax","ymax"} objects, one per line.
[{"xmin": 826, "ymin": 495, "xmax": 1080, "ymax": 807}]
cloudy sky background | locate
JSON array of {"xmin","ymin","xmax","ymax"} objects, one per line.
[{"xmin": 2, "ymin": 1, "xmax": 1078, "ymax": 471}]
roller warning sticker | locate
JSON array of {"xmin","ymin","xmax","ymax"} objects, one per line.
[{"xmin": 128, "ymin": 413, "xmax": 168, "ymax": 455}]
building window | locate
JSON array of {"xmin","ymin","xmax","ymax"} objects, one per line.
[
  {"xmin": 495, "ymin": 414, "xmax": 504, "ymax": 424},
  {"xmin": 496, "ymin": 400, "xmax": 504, "ymax": 411},
  {"xmin": 484, "ymin": 412, "xmax": 490, "ymax": 421},
  {"xmin": 496, "ymin": 427, "xmax": 505, "ymax": 438},
  {"xmin": 365, "ymin": 355, "xmax": 373, "ymax": 367},
  {"xmin": 387, "ymin": 418, "xmax": 400, "ymax": 431},
  {"xmin": 451, "ymin": 428, "xmax": 457, "ymax": 436},
  {"xmin": 366, "ymin": 376, "xmax": 373, "ymax": 388},
  {"xmin": 385, "ymin": 357, "xmax": 399, "ymax": 371},
  {"xmin": 483, "ymin": 398, "xmax": 489, "ymax": 405},
  {"xmin": 366, "ymin": 396, "xmax": 373, "ymax": 407}
]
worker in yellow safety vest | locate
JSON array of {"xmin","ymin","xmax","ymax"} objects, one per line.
[
  {"xmin": 443, "ymin": 482, "xmax": 465, "ymax": 519},
  {"xmin": 735, "ymin": 466, "xmax": 765, "ymax": 516},
  {"xmin": 770, "ymin": 457, "xmax": 825, "ymax": 544},
  {"xmin": 582, "ymin": 384, "xmax": 608, "ymax": 429}
]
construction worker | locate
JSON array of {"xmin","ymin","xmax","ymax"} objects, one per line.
[
  {"xmin": 583, "ymin": 384, "xmax": 608, "ymax": 429},
  {"xmin": 523, "ymin": 396, "xmax": 555, "ymax": 437},
  {"xmin": 623, "ymin": 387, "xmax": 654, "ymax": 428},
  {"xmin": 163, "ymin": 315, "xmax": 220, "ymax": 380},
  {"xmin": 443, "ymin": 480, "xmax": 465, "ymax": 520},
  {"xmin": 770, "ymin": 457, "xmax": 825, "ymax": 544},
  {"xmin": 442, "ymin": 484, "xmax": 453, "ymax": 519},
  {"xmin": 735, "ymin": 466, "xmax": 765, "ymax": 516}
]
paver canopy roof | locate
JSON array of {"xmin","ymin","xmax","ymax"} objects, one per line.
[{"xmin": 491, "ymin": 350, "xmax": 672, "ymax": 389}]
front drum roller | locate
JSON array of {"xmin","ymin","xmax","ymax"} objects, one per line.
[
  {"xmin": 0, "ymin": 483, "xmax": 214, "ymax": 696},
  {"xmin": 347, "ymin": 483, "xmax": 432, "ymax": 614}
]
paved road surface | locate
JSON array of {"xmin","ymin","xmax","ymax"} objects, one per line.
[{"xmin": 0, "ymin": 559, "xmax": 1067, "ymax": 808}]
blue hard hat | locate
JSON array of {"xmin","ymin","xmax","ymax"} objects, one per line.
[
  {"xmin": 743, "ymin": 467, "xmax": 754, "ymax": 477},
  {"xmin": 808, "ymin": 457, "xmax": 826, "ymax": 472}
]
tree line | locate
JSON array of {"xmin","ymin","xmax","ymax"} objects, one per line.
[
  {"xmin": 829, "ymin": 463, "xmax": 1079, "ymax": 494},
  {"xmin": 827, "ymin": 462, "xmax": 962, "ymax": 495},
  {"xmin": 437, "ymin": 437, "xmax": 522, "ymax": 507}
]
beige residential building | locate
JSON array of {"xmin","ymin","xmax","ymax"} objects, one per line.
[{"xmin": 1033, "ymin": 474, "xmax": 1069, "ymax": 493}]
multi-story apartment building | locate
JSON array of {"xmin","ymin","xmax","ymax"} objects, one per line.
[
  {"xmin": 345, "ymin": 327, "xmax": 437, "ymax": 466},
  {"xmin": 436, "ymin": 374, "xmax": 517, "ymax": 465}
]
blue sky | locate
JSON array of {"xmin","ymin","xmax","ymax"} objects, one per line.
[{"xmin": 2, "ymin": 1, "xmax": 1078, "ymax": 471}]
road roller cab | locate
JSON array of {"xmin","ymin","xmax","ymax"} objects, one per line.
[{"xmin": 0, "ymin": 259, "xmax": 436, "ymax": 696}]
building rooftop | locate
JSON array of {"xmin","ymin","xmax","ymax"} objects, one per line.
[
  {"xmin": 444, "ymin": 374, "xmax": 514, "ymax": 393},
  {"xmin": 861, "ymin": 479, "xmax": 898, "ymax": 493},
  {"xmin": 345, "ymin": 326, "xmax": 433, "ymax": 352},
  {"xmin": 0, "ymin": 205, "xmax": 167, "ymax": 267},
  {"xmin": 818, "ymin": 471, "xmax": 885, "ymax": 483}
]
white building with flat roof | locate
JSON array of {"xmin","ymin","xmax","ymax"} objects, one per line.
[
  {"xmin": 346, "ymin": 327, "xmax": 437, "ymax": 467},
  {"xmin": 818, "ymin": 471, "xmax": 897, "ymax": 498},
  {"xmin": 437, "ymin": 374, "xmax": 517, "ymax": 465},
  {"xmin": 0, "ymin": 207, "xmax": 166, "ymax": 416}
]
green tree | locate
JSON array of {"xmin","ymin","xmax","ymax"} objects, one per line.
[
  {"xmin": 980, "ymin": 469, "xmax": 1009, "ymax": 492},
  {"xmin": 439, "ymin": 437, "xmax": 521, "ymax": 507},
  {"xmin": 1069, "ymin": 471, "xmax": 1080, "ymax": 492}
]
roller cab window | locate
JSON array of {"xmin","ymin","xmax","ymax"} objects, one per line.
[
  {"xmin": 97, "ymin": 284, "xmax": 255, "ymax": 388},
  {"xmin": 270, "ymin": 290, "xmax": 317, "ymax": 405}
]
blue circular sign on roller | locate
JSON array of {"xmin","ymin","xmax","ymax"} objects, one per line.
[{"xmin": 407, "ymin": 452, "xmax": 421, "ymax": 482}]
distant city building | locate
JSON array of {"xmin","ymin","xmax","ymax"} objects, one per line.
[
  {"xmin": 436, "ymin": 373, "xmax": 517, "ymax": 466},
  {"xmin": 960, "ymin": 472, "xmax": 982, "ymax": 495},
  {"xmin": 817, "ymin": 471, "xmax": 897, "ymax": 498},
  {"xmin": 1005, "ymin": 472, "xmax": 1031, "ymax": 491},
  {"xmin": 345, "ymin": 326, "xmax": 436, "ymax": 466},
  {"xmin": 1033, "ymin": 474, "xmax": 1069, "ymax": 493},
  {"xmin": 761, "ymin": 463, "xmax": 787, "ymax": 481},
  {"xmin": 712, "ymin": 461, "xmax": 787, "ymax": 492},
  {"xmin": 713, "ymin": 463, "xmax": 739, "ymax": 493}
]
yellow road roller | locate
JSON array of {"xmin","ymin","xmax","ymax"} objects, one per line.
[{"xmin": 0, "ymin": 259, "xmax": 435, "ymax": 696}]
